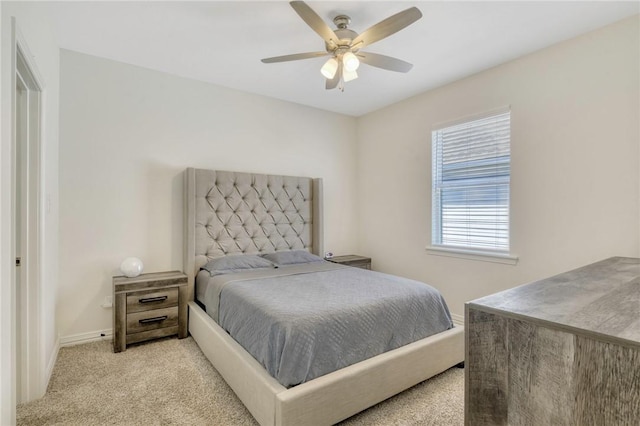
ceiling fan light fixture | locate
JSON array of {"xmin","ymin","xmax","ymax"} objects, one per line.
[
  {"xmin": 261, "ymin": 2, "xmax": 422, "ymax": 91},
  {"xmin": 342, "ymin": 51, "xmax": 360, "ymax": 72},
  {"xmin": 343, "ymin": 68, "xmax": 358, "ymax": 82},
  {"xmin": 321, "ymin": 57, "xmax": 339, "ymax": 79}
]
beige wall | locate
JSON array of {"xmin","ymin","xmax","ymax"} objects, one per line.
[
  {"xmin": 356, "ymin": 16, "xmax": 640, "ymax": 318},
  {"xmin": 1, "ymin": 1, "xmax": 60, "ymax": 421},
  {"xmin": 58, "ymin": 50, "xmax": 359, "ymax": 338},
  {"xmin": 57, "ymin": 13, "xmax": 640, "ymax": 342}
]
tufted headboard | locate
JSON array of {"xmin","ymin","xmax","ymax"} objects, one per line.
[{"xmin": 183, "ymin": 168, "xmax": 324, "ymax": 301}]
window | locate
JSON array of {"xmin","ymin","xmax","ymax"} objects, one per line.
[{"xmin": 431, "ymin": 109, "xmax": 512, "ymax": 260}]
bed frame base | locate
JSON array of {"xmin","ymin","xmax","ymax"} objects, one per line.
[{"xmin": 189, "ymin": 301, "xmax": 464, "ymax": 426}]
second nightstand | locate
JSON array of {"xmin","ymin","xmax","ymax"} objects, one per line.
[
  {"xmin": 327, "ymin": 255, "xmax": 371, "ymax": 270},
  {"xmin": 113, "ymin": 270, "xmax": 188, "ymax": 353}
]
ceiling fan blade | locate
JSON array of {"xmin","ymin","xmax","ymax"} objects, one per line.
[
  {"xmin": 326, "ymin": 60, "xmax": 342, "ymax": 90},
  {"xmin": 351, "ymin": 7, "xmax": 422, "ymax": 50},
  {"xmin": 261, "ymin": 51, "xmax": 328, "ymax": 63},
  {"xmin": 357, "ymin": 52, "xmax": 413, "ymax": 73},
  {"xmin": 290, "ymin": 1, "xmax": 339, "ymax": 46}
]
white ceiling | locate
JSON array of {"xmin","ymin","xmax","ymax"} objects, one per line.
[{"xmin": 43, "ymin": 1, "xmax": 639, "ymax": 116}]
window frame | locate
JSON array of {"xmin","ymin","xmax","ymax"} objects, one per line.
[{"xmin": 427, "ymin": 107, "xmax": 518, "ymax": 265}]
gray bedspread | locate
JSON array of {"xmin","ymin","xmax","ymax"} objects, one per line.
[{"xmin": 197, "ymin": 262, "xmax": 453, "ymax": 387}]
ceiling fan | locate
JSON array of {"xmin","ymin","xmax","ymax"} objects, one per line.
[{"xmin": 261, "ymin": 1, "xmax": 423, "ymax": 91}]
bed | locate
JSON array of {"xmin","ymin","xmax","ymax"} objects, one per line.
[{"xmin": 183, "ymin": 168, "xmax": 464, "ymax": 426}]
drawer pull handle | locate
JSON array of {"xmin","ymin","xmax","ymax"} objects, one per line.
[
  {"xmin": 139, "ymin": 296, "xmax": 167, "ymax": 304},
  {"xmin": 138, "ymin": 316, "xmax": 168, "ymax": 324}
]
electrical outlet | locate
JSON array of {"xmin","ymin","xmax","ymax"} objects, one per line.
[{"xmin": 101, "ymin": 296, "xmax": 113, "ymax": 309}]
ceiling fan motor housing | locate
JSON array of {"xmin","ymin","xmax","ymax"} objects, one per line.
[
  {"xmin": 324, "ymin": 15, "xmax": 359, "ymax": 54},
  {"xmin": 327, "ymin": 30, "xmax": 359, "ymax": 53}
]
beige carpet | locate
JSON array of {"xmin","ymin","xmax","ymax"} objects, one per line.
[{"xmin": 17, "ymin": 337, "xmax": 464, "ymax": 425}]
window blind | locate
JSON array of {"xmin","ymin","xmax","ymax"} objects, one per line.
[{"xmin": 432, "ymin": 110, "xmax": 511, "ymax": 252}]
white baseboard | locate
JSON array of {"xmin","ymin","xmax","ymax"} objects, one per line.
[
  {"xmin": 44, "ymin": 337, "xmax": 60, "ymax": 389},
  {"xmin": 451, "ymin": 313, "xmax": 464, "ymax": 327},
  {"xmin": 59, "ymin": 329, "xmax": 112, "ymax": 347}
]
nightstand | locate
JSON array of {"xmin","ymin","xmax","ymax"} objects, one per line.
[
  {"xmin": 327, "ymin": 255, "xmax": 371, "ymax": 270},
  {"xmin": 113, "ymin": 271, "xmax": 188, "ymax": 353}
]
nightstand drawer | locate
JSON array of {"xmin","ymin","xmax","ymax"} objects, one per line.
[
  {"xmin": 342, "ymin": 259, "xmax": 371, "ymax": 269},
  {"xmin": 126, "ymin": 288, "xmax": 178, "ymax": 313},
  {"xmin": 126, "ymin": 306, "xmax": 179, "ymax": 334},
  {"xmin": 328, "ymin": 255, "xmax": 371, "ymax": 270}
]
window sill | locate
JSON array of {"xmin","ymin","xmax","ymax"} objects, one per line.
[{"xmin": 426, "ymin": 245, "xmax": 519, "ymax": 265}]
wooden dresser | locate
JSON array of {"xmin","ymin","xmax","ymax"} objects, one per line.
[
  {"xmin": 465, "ymin": 257, "xmax": 639, "ymax": 425},
  {"xmin": 113, "ymin": 271, "xmax": 188, "ymax": 353}
]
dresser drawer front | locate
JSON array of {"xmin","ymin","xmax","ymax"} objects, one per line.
[
  {"xmin": 127, "ymin": 288, "xmax": 178, "ymax": 313},
  {"xmin": 126, "ymin": 306, "xmax": 179, "ymax": 334}
]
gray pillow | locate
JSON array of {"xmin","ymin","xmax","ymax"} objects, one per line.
[
  {"xmin": 201, "ymin": 254, "xmax": 276, "ymax": 276},
  {"xmin": 261, "ymin": 250, "xmax": 325, "ymax": 266}
]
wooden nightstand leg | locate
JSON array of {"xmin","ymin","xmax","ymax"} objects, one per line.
[
  {"xmin": 178, "ymin": 285, "xmax": 188, "ymax": 338},
  {"xmin": 113, "ymin": 292, "xmax": 127, "ymax": 352}
]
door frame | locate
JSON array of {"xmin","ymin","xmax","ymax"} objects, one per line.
[{"xmin": 12, "ymin": 18, "xmax": 45, "ymax": 405}]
